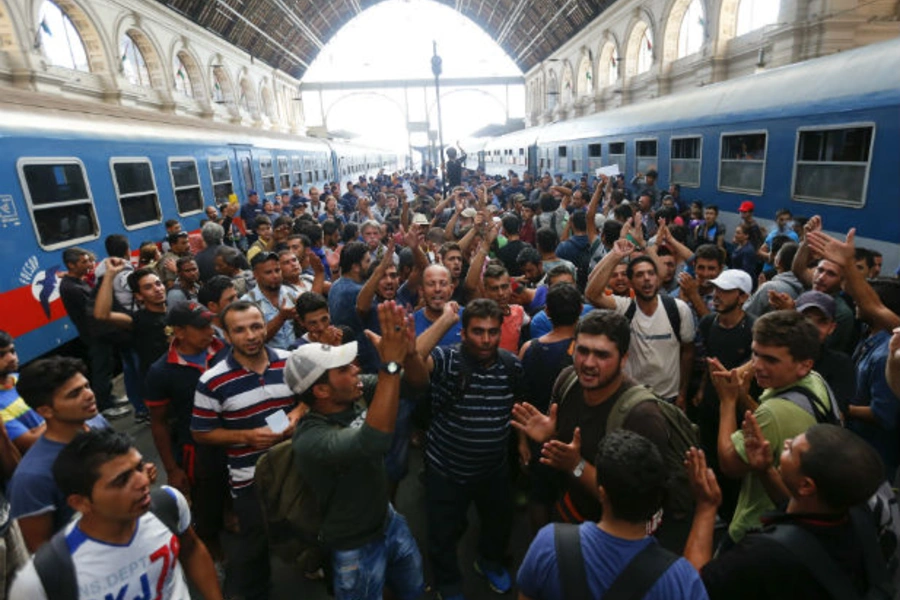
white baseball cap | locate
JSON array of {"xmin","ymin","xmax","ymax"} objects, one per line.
[
  {"xmin": 284, "ymin": 341, "xmax": 358, "ymax": 396},
  {"xmin": 709, "ymin": 269, "xmax": 752, "ymax": 295}
]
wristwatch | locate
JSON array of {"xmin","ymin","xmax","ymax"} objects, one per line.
[
  {"xmin": 572, "ymin": 458, "xmax": 586, "ymax": 478},
  {"xmin": 380, "ymin": 361, "xmax": 401, "ymax": 375}
]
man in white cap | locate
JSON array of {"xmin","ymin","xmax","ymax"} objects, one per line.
[
  {"xmin": 694, "ymin": 269, "xmax": 755, "ymax": 520},
  {"xmin": 287, "ymin": 301, "xmax": 428, "ymax": 600}
]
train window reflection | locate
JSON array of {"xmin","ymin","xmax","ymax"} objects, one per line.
[
  {"xmin": 111, "ymin": 159, "xmax": 161, "ymax": 228},
  {"xmin": 670, "ymin": 136, "xmax": 702, "ymax": 187},
  {"xmin": 259, "ymin": 156, "xmax": 276, "ymax": 194},
  {"xmin": 169, "ymin": 158, "xmax": 203, "ymax": 215},
  {"xmin": 608, "ymin": 142, "xmax": 626, "ymax": 175},
  {"xmin": 793, "ymin": 125, "xmax": 873, "ymax": 207},
  {"xmin": 719, "ymin": 132, "xmax": 767, "ymax": 194},
  {"xmin": 209, "ymin": 157, "xmax": 233, "ymax": 203},
  {"xmin": 635, "ymin": 139, "xmax": 658, "ymax": 176},
  {"xmin": 20, "ymin": 159, "xmax": 99, "ymax": 248},
  {"xmin": 277, "ymin": 156, "xmax": 290, "ymax": 191}
]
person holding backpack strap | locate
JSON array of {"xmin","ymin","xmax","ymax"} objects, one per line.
[
  {"xmin": 517, "ymin": 429, "xmax": 707, "ymax": 600},
  {"xmin": 686, "ymin": 422, "xmax": 891, "ymax": 600},
  {"xmin": 10, "ymin": 429, "xmax": 221, "ymax": 600}
]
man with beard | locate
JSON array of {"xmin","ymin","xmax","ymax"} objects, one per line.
[
  {"xmin": 586, "ymin": 240, "xmax": 695, "ymax": 407},
  {"xmin": 417, "ymin": 299, "xmax": 524, "ymax": 599},
  {"xmin": 511, "ymin": 312, "xmax": 675, "ymax": 543},
  {"xmin": 191, "ymin": 301, "xmax": 304, "ymax": 600},
  {"xmin": 242, "ymin": 252, "xmax": 298, "ymax": 350},
  {"xmin": 438, "ymin": 242, "xmax": 467, "ymax": 304}
]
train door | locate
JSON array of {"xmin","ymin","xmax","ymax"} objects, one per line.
[
  {"xmin": 231, "ymin": 146, "xmax": 256, "ymax": 200},
  {"xmin": 527, "ymin": 145, "xmax": 538, "ymax": 179}
]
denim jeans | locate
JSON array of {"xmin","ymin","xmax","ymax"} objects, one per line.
[
  {"xmin": 232, "ymin": 486, "xmax": 270, "ymax": 600},
  {"xmin": 120, "ymin": 346, "xmax": 146, "ymax": 415},
  {"xmin": 331, "ymin": 505, "xmax": 424, "ymax": 600}
]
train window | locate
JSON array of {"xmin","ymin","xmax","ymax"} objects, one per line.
[
  {"xmin": 571, "ymin": 144, "xmax": 583, "ymax": 174},
  {"xmin": 169, "ymin": 158, "xmax": 204, "ymax": 215},
  {"xmin": 719, "ymin": 132, "xmax": 767, "ymax": 194},
  {"xmin": 292, "ymin": 156, "xmax": 303, "ymax": 186},
  {"xmin": 209, "ymin": 157, "xmax": 233, "ymax": 203},
  {"xmin": 277, "ymin": 156, "xmax": 290, "ymax": 191},
  {"xmin": 793, "ymin": 125, "xmax": 873, "ymax": 207},
  {"xmin": 240, "ymin": 157, "xmax": 254, "ymax": 193},
  {"xmin": 110, "ymin": 159, "xmax": 161, "ymax": 228},
  {"xmin": 19, "ymin": 159, "xmax": 99, "ymax": 249},
  {"xmin": 670, "ymin": 136, "xmax": 702, "ymax": 187},
  {"xmin": 608, "ymin": 142, "xmax": 626, "ymax": 174},
  {"xmin": 259, "ymin": 156, "xmax": 275, "ymax": 194},
  {"xmin": 588, "ymin": 144, "xmax": 602, "ymax": 172},
  {"xmin": 635, "ymin": 139, "xmax": 658, "ymax": 175}
]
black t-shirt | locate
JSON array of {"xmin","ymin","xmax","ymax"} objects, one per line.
[
  {"xmin": 554, "ymin": 375, "xmax": 668, "ymax": 521},
  {"xmin": 815, "ymin": 348, "xmax": 856, "ymax": 415},
  {"xmin": 59, "ymin": 276, "xmax": 93, "ymax": 338},
  {"xmin": 446, "ymin": 155, "xmax": 466, "ymax": 187},
  {"xmin": 701, "ymin": 512, "xmax": 869, "ymax": 600},
  {"xmin": 698, "ymin": 313, "xmax": 755, "ymax": 405},
  {"xmin": 133, "ymin": 309, "xmax": 169, "ymax": 375},
  {"xmin": 496, "ymin": 240, "xmax": 531, "ymax": 277}
]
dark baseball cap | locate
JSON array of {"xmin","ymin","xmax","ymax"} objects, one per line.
[{"xmin": 167, "ymin": 301, "xmax": 214, "ymax": 328}]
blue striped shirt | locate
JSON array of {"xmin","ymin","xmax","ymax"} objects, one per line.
[
  {"xmin": 191, "ymin": 347, "xmax": 295, "ymax": 491},
  {"xmin": 426, "ymin": 345, "xmax": 522, "ymax": 482}
]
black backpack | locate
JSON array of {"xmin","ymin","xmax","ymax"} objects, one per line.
[
  {"xmin": 624, "ymin": 295, "xmax": 682, "ymax": 343},
  {"xmin": 33, "ymin": 487, "xmax": 180, "ymax": 600}
]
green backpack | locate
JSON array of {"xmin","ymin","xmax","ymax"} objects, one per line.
[{"xmin": 555, "ymin": 368, "xmax": 699, "ymax": 519}]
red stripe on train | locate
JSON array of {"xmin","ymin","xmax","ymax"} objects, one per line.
[{"xmin": 0, "ymin": 285, "xmax": 67, "ymax": 337}]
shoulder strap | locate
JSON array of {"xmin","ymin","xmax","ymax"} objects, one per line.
[
  {"xmin": 765, "ymin": 523, "xmax": 861, "ymax": 600},
  {"xmin": 778, "ymin": 386, "xmax": 839, "ymax": 426},
  {"xmin": 607, "ymin": 384, "xmax": 659, "ymax": 435},
  {"xmin": 624, "ymin": 299, "xmax": 637, "ymax": 321},
  {"xmin": 34, "ymin": 531, "xmax": 77, "ymax": 600},
  {"xmin": 604, "ymin": 542, "xmax": 680, "ymax": 600},
  {"xmin": 150, "ymin": 487, "xmax": 181, "ymax": 535},
  {"xmin": 659, "ymin": 294, "xmax": 682, "ymax": 344},
  {"xmin": 553, "ymin": 523, "xmax": 589, "ymax": 600},
  {"xmin": 554, "ymin": 368, "xmax": 580, "ymax": 409},
  {"xmin": 850, "ymin": 506, "xmax": 894, "ymax": 599}
]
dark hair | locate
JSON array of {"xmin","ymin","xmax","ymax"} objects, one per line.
[
  {"xmin": 656, "ymin": 207, "xmax": 677, "ymax": 226},
  {"xmin": 340, "ymin": 241, "xmax": 368, "ymax": 273},
  {"xmin": 176, "ymin": 256, "xmax": 197, "ymax": 272},
  {"xmin": 855, "ymin": 247, "xmax": 875, "ymax": 269},
  {"xmin": 516, "ymin": 246, "xmax": 542, "ymax": 267},
  {"xmin": 570, "ymin": 211, "xmax": 587, "ymax": 232},
  {"xmin": 341, "ymin": 223, "xmax": 359, "ymax": 244},
  {"xmin": 546, "ymin": 283, "xmax": 582, "ymax": 326},
  {"xmin": 62, "ymin": 246, "xmax": 90, "ymax": 268},
  {"xmin": 626, "ymin": 255, "xmax": 658, "ymax": 279},
  {"xmin": 17, "ymin": 356, "xmax": 88, "ymax": 411},
  {"xmin": 127, "ymin": 268, "xmax": 158, "ymax": 294},
  {"xmin": 613, "ymin": 204, "xmax": 633, "ymax": 222},
  {"xmin": 0, "ymin": 330, "xmax": 12, "ymax": 348},
  {"xmin": 301, "ymin": 222, "xmax": 326, "ymax": 244},
  {"xmin": 461, "ymin": 298, "xmax": 504, "ymax": 329},
  {"xmin": 274, "ymin": 216, "xmax": 292, "ymax": 229},
  {"xmin": 250, "ymin": 251, "xmax": 279, "ymax": 269},
  {"xmin": 220, "ymin": 300, "xmax": 264, "ymax": 333},
  {"xmin": 575, "ymin": 311, "xmax": 630, "ymax": 356},
  {"xmin": 104, "ymin": 234, "xmax": 129, "ymax": 258},
  {"xmin": 547, "ymin": 263, "xmax": 575, "ymax": 284},
  {"xmin": 165, "ymin": 219, "xmax": 180, "ymax": 229},
  {"xmin": 254, "ymin": 215, "xmax": 272, "ymax": 229},
  {"xmin": 439, "ymin": 242, "xmax": 462, "ymax": 258},
  {"xmin": 166, "ymin": 231, "xmax": 188, "ymax": 245},
  {"xmin": 539, "ymin": 193, "xmax": 557, "ymax": 213},
  {"xmin": 483, "ymin": 263, "xmax": 509, "ymax": 281},
  {"xmin": 501, "ymin": 213, "xmax": 521, "ymax": 235},
  {"xmin": 645, "ymin": 169, "xmax": 658, "ymax": 179},
  {"xmin": 774, "ymin": 241, "xmax": 799, "ymax": 270},
  {"xmin": 594, "ymin": 430, "xmax": 667, "ymax": 523},
  {"xmin": 295, "ymin": 292, "xmax": 329, "ymax": 320},
  {"xmin": 198, "ymin": 275, "xmax": 236, "ymax": 307},
  {"xmin": 287, "ymin": 233, "xmax": 310, "ymax": 249},
  {"xmin": 801, "ymin": 424, "xmax": 883, "ymax": 510},
  {"xmin": 53, "ymin": 429, "xmax": 135, "ymax": 499},
  {"xmin": 775, "ymin": 208, "xmax": 793, "ymax": 219},
  {"xmin": 535, "ymin": 227, "xmax": 558, "ymax": 253},
  {"xmin": 753, "ymin": 310, "xmax": 821, "ymax": 363},
  {"xmin": 870, "ymin": 277, "xmax": 900, "ymax": 317},
  {"xmin": 695, "ymin": 244, "xmax": 726, "ymax": 266},
  {"xmin": 216, "ymin": 246, "xmax": 250, "ymax": 270},
  {"xmin": 704, "ymin": 204, "xmax": 719, "ymax": 215},
  {"xmin": 601, "ymin": 220, "xmax": 623, "ymax": 247}
]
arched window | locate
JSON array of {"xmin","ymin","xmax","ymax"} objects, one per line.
[
  {"xmin": 736, "ymin": 0, "xmax": 779, "ymax": 36},
  {"xmin": 678, "ymin": 0, "xmax": 705, "ymax": 58},
  {"xmin": 120, "ymin": 33, "xmax": 150, "ymax": 87},
  {"xmin": 608, "ymin": 46, "xmax": 620, "ymax": 85},
  {"xmin": 37, "ymin": 1, "xmax": 89, "ymax": 72},
  {"xmin": 173, "ymin": 54, "xmax": 193, "ymax": 98},
  {"xmin": 637, "ymin": 27, "xmax": 654, "ymax": 74},
  {"xmin": 212, "ymin": 68, "xmax": 226, "ymax": 103}
]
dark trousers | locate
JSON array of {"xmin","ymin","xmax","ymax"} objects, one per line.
[
  {"xmin": 87, "ymin": 338, "xmax": 114, "ymax": 411},
  {"xmin": 232, "ymin": 486, "xmax": 270, "ymax": 600},
  {"xmin": 425, "ymin": 465, "xmax": 513, "ymax": 596}
]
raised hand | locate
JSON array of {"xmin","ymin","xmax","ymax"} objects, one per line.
[
  {"xmin": 806, "ymin": 228, "xmax": 855, "ymax": 267},
  {"xmin": 540, "ymin": 427, "xmax": 582, "ymax": 473},
  {"xmin": 741, "ymin": 410, "xmax": 772, "ymax": 472},
  {"xmin": 684, "ymin": 447, "xmax": 722, "ymax": 509},
  {"xmin": 365, "ymin": 300, "xmax": 409, "ymax": 364},
  {"xmin": 612, "ymin": 238, "xmax": 636, "ymax": 256},
  {"xmin": 511, "ymin": 402, "xmax": 558, "ymax": 444}
]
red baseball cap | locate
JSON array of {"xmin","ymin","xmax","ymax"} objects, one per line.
[{"xmin": 738, "ymin": 201, "xmax": 755, "ymax": 213}]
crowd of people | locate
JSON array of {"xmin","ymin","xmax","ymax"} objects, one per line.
[{"xmin": 0, "ymin": 158, "xmax": 898, "ymax": 600}]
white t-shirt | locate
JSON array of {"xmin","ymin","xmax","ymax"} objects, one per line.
[
  {"xmin": 612, "ymin": 295, "xmax": 696, "ymax": 399},
  {"xmin": 10, "ymin": 486, "xmax": 192, "ymax": 600}
]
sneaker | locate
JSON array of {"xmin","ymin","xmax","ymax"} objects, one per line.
[
  {"xmin": 102, "ymin": 405, "xmax": 131, "ymax": 419},
  {"xmin": 474, "ymin": 559, "xmax": 511, "ymax": 594},
  {"xmin": 134, "ymin": 412, "xmax": 151, "ymax": 425},
  {"xmin": 111, "ymin": 396, "xmax": 130, "ymax": 407}
]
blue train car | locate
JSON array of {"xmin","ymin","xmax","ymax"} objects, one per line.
[
  {"xmin": 484, "ymin": 37, "xmax": 900, "ymax": 270},
  {"xmin": 0, "ymin": 100, "xmax": 394, "ymax": 362}
]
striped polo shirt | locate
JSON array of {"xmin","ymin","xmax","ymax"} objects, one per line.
[
  {"xmin": 191, "ymin": 347, "xmax": 295, "ymax": 491},
  {"xmin": 426, "ymin": 345, "xmax": 522, "ymax": 482}
]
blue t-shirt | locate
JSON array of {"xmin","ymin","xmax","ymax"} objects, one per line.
[
  {"xmin": 849, "ymin": 330, "xmax": 900, "ymax": 474},
  {"xmin": 0, "ymin": 375, "xmax": 44, "ymax": 442},
  {"xmin": 517, "ymin": 523, "xmax": 708, "ymax": 600},
  {"xmin": 529, "ymin": 305, "xmax": 594, "ymax": 340},
  {"xmin": 414, "ymin": 308, "xmax": 463, "ymax": 348},
  {"xmin": 764, "ymin": 228, "xmax": 799, "ymax": 247}
]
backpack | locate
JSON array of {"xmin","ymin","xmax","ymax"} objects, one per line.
[
  {"xmin": 764, "ymin": 505, "xmax": 895, "ymax": 600},
  {"xmin": 624, "ymin": 294, "xmax": 682, "ymax": 344},
  {"xmin": 777, "ymin": 381, "xmax": 842, "ymax": 426},
  {"xmin": 554, "ymin": 369, "xmax": 699, "ymax": 519},
  {"xmin": 33, "ymin": 487, "xmax": 180, "ymax": 600},
  {"xmin": 254, "ymin": 436, "xmax": 327, "ymax": 573},
  {"xmin": 868, "ymin": 481, "xmax": 900, "ymax": 592},
  {"xmin": 554, "ymin": 523, "xmax": 680, "ymax": 600}
]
